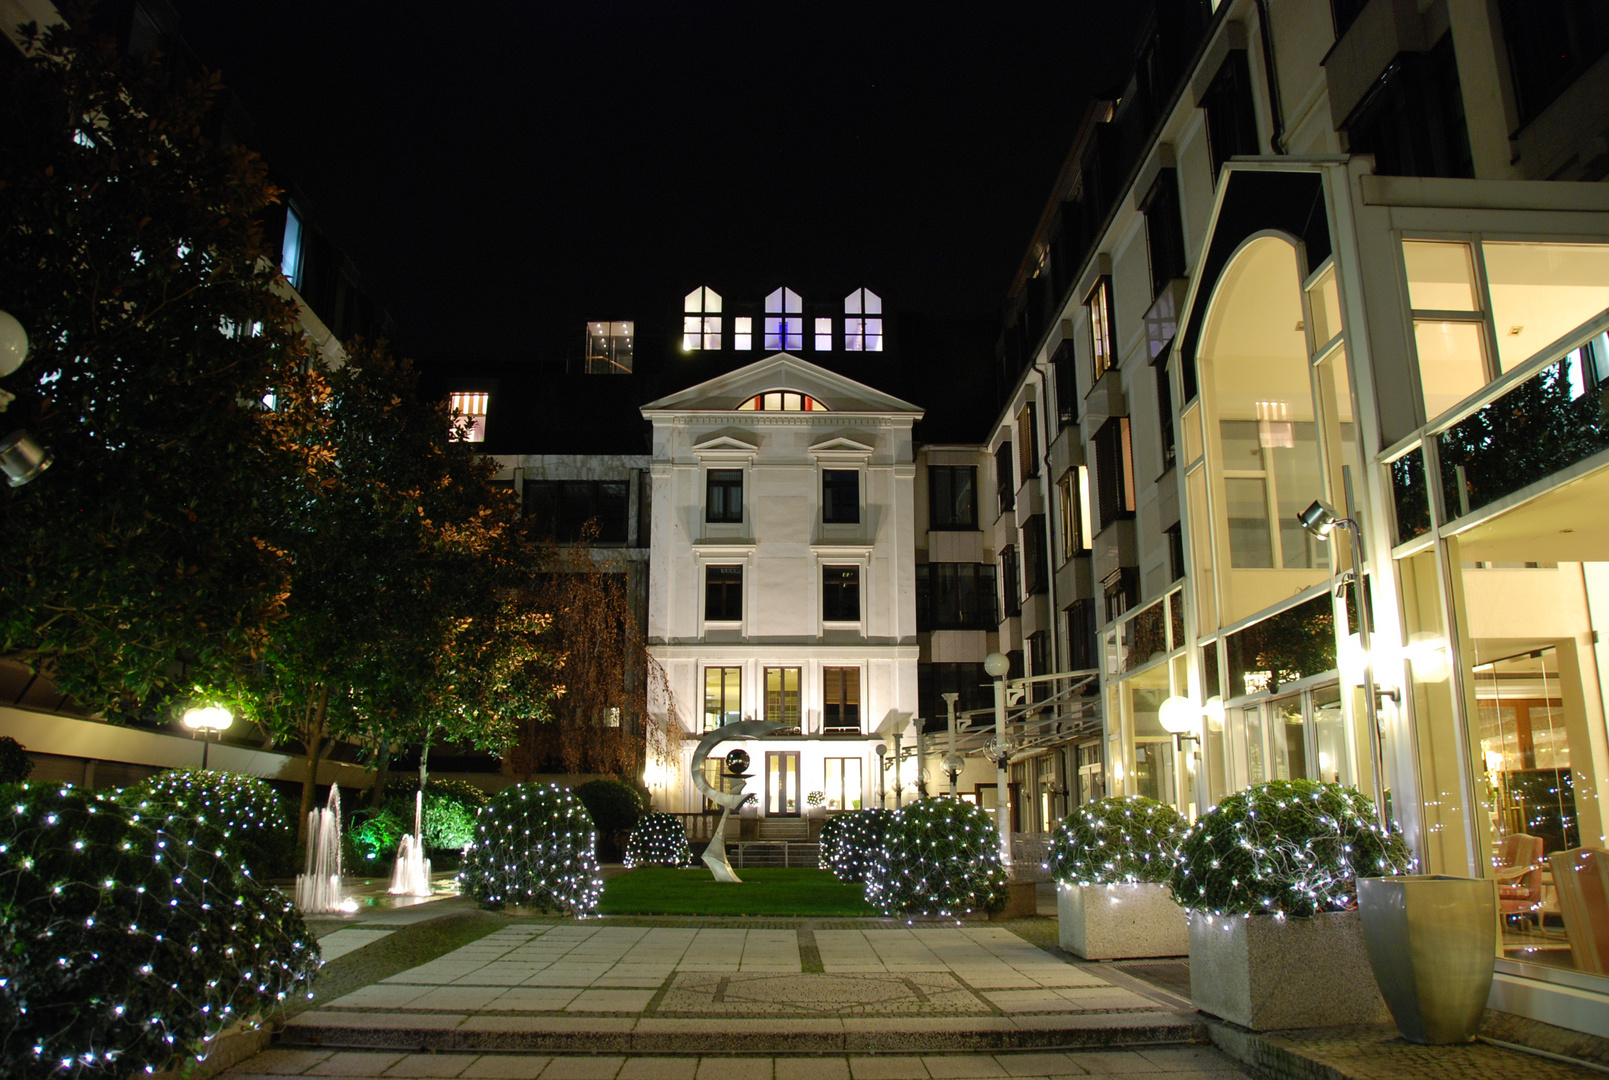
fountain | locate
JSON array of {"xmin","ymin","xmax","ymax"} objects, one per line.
[
  {"xmin": 388, "ymin": 788, "xmax": 432, "ymax": 897},
  {"xmin": 295, "ymin": 785, "xmax": 353, "ymax": 913}
]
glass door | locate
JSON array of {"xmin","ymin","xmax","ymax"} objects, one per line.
[{"xmin": 765, "ymin": 751, "xmax": 799, "ymax": 816}]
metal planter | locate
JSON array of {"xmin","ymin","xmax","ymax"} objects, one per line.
[{"xmin": 1358, "ymin": 875, "xmax": 1497, "ymax": 1044}]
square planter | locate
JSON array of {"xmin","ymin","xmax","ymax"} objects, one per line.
[
  {"xmin": 989, "ymin": 880, "xmax": 1039, "ymax": 920},
  {"xmin": 1188, "ymin": 909, "xmax": 1388, "ymax": 1030},
  {"xmin": 1058, "ymin": 882, "xmax": 1188, "ymax": 959}
]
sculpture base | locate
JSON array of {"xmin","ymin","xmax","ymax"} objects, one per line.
[{"xmin": 702, "ymin": 804, "xmax": 742, "ymax": 883}]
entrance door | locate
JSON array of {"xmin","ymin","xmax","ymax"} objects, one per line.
[{"xmin": 765, "ymin": 751, "xmax": 799, "ymax": 815}]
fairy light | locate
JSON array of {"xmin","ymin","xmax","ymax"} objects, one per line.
[
  {"xmin": 123, "ymin": 769, "xmax": 296, "ymax": 879},
  {"xmin": 864, "ymin": 797, "xmax": 1008, "ymax": 918},
  {"xmin": 458, "ymin": 783, "xmax": 603, "ymax": 914},
  {"xmin": 622, "ymin": 813, "xmax": 693, "ymax": 868},
  {"xmin": 818, "ymin": 809, "xmax": 891, "ymax": 883},
  {"xmin": 0, "ymin": 782, "xmax": 319, "ymax": 1079},
  {"xmin": 1167, "ymin": 779, "xmax": 1411, "ymax": 918},
  {"xmin": 1049, "ymin": 795, "xmax": 1183, "ymax": 887}
]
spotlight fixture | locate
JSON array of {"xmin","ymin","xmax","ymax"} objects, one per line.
[
  {"xmin": 1297, "ymin": 499, "xmax": 1341, "ymax": 539},
  {"xmin": 0, "ymin": 429, "xmax": 51, "ymax": 487}
]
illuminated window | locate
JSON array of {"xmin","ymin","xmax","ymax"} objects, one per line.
[
  {"xmin": 734, "ymin": 316, "xmax": 753, "ymax": 351},
  {"xmin": 1087, "ymin": 277, "xmax": 1116, "ymax": 381},
  {"xmin": 814, "ymin": 317, "xmax": 833, "ymax": 351},
  {"xmin": 765, "ymin": 667, "xmax": 801, "ymax": 727},
  {"xmin": 280, "ymin": 205, "xmax": 304, "ymax": 290},
  {"xmin": 584, "ymin": 321, "xmax": 634, "ymax": 374},
  {"xmin": 764, "ymin": 287, "xmax": 803, "ymax": 351},
  {"xmin": 736, "ymin": 391, "xmax": 824, "ymax": 411},
  {"xmin": 683, "ymin": 287, "xmax": 722, "ymax": 351},
  {"xmin": 844, "ymin": 288, "xmax": 883, "ymax": 351},
  {"xmin": 449, "ymin": 392, "xmax": 488, "ymax": 442},
  {"xmin": 823, "ymin": 668, "xmax": 860, "ymax": 733},
  {"xmin": 703, "ymin": 666, "xmax": 741, "ymax": 730},
  {"xmin": 823, "ymin": 757, "xmax": 862, "ymax": 809}
]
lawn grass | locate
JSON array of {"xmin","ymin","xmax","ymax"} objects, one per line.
[{"xmin": 597, "ymin": 867, "xmax": 875, "ymax": 917}]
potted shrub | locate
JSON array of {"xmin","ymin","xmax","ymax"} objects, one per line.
[
  {"xmin": 1168, "ymin": 779, "xmax": 1411, "ymax": 1030},
  {"xmin": 1049, "ymin": 796, "xmax": 1186, "ymax": 959}
]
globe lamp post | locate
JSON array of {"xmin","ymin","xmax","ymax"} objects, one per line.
[{"xmin": 182, "ymin": 704, "xmax": 233, "ymax": 769}]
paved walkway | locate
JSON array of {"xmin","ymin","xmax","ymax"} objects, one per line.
[{"xmin": 281, "ymin": 924, "xmax": 1191, "ymax": 1054}]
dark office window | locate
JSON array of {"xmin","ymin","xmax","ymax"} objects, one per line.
[
  {"xmin": 822, "ymin": 469, "xmax": 859, "ymax": 523},
  {"xmin": 994, "ymin": 443, "xmax": 1015, "ymax": 514},
  {"xmin": 1022, "ymin": 517, "xmax": 1049, "ymax": 596},
  {"xmin": 1156, "ymin": 363, "xmax": 1176, "ymax": 473},
  {"xmin": 1330, "ymin": 0, "xmax": 1368, "ymax": 38},
  {"xmin": 1028, "ymin": 631, "xmax": 1051, "ymax": 703},
  {"xmin": 1094, "ymin": 416, "xmax": 1137, "ymax": 529},
  {"xmin": 1166, "ymin": 523, "xmax": 1186, "ymax": 582},
  {"xmin": 1066, "ymin": 601, "xmax": 1099, "ymax": 672},
  {"xmin": 824, "ymin": 667, "xmax": 861, "ymax": 733},
  {"xmin": 1345, "ymin": 33, "xmax": 1474, "ymax": 179},
  {"xmin": 1052, "ymin": 339, "xmax": 1079, "ymax": 427},
  {"xmin": 705, "ymin": 565, "xmax": 743, "ymax": 621},
  {"xmin": 1141, "ymin": 169, "xmax": 1186, "ymax": 300},
  {"xmin": 1104, "ymin": 568, "xmax": 1139, "ymax": 623},
  {"xmin": 706, "ymin": 469, "xmax": 743, "ymax": 523},
  {"xmin": 823, "ymin": 565, "xmax": 861, "ymax": 622},
  {"xmin": 524, "ymin": 480, "xmax": 629, "ymax": 543},
  {"xmin": 929, "ymin": 465, "xmax": 978, "ymax": 529},
  {"xmin": 918, "ymin": 662, "xmax": 991, "ymax": 729},
  {"xmin": 1017, "ymin": 403, "xmax": 1039, "ymax": 480},
  {"xmin": 1000, "ymin": 545, "xmax": 1021, "ymax": 618},
  {"xmin": 1501, "ymin": 0, "xmax": 1609, "ymax": 122},
  {"xmin": 1200, "ymin": 51, "xmax": 1260, "ymax": 182},
  {"xmin": 915, "ymin": 563, "xmax": 999, "ymax": 631}
]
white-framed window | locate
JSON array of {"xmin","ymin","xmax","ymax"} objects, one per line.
[
  {"xmin": 844, "ymin": 288, "xmax": 883, "ymax": 351},
  {"xmin": 683, "ymin": 286, "xmax": 722, "ymax": 351},
  {"xmin": 814, "ymin": 317, "xmax": 833, "ymax": 351},
  {"xmin": 765, "ymin": 287, "xmax": 803, "ymax": 351},
  {"xmin": 734, "ymin": 316, "xmax": 753, "ymax": 351},
  {"xmin": 448, "ymin": 392, "xmax": 488, "ymax": 442},
  {"xmin": 280, "ymin": 204, "xmax": 304, "ymax": 290}
]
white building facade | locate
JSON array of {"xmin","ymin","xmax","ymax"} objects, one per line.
[{"xmin": 641, "ymin": 354, "xmax": 924, "ymax": 822}]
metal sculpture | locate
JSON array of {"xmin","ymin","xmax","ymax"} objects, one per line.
[{"xmin": 689, "ymin": 720, "xmax": 786, "ymax": 882}]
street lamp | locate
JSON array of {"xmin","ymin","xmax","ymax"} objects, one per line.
[
  {"xmin": 984, "ymin": 650, "xmax": 1013, "ymax": 872},
  {"xmin": 1297, "ymin": 498, "xmax": 1391, "ymax": 827},
  {"xmin": 874, "ymin": 742, "xmax": 887, "ymax": 807},
  {"xmin": 182, "ymin": 703, "xmax": 233, "ymax": 769},
  {"xmin": 941, "ymin": 692, "xmax": 960, "ymax": 797}
]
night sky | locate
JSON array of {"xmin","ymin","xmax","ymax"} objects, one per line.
[{"xmin": 165, "ymin": 1, "xmax": 1148, "ymax": 369}]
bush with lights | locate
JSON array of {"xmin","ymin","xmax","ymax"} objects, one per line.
[
  {"xmin": 622, "ymin": 812, "xmax": 693, "ymax": 868},
  {"xmin": 818, "ymin": 808, "xmax": 892, "ymax": 883},
  {"xmin": 122, "ymin": 769, "xmax": 297, "ymax": 880},
  {"xmin": 459, "ymin": 783, "xmax": 602, "ymax": 914},
  {"xmin": 864, "ymin": 797, "xmax": 1009, "ymax": 917},
  {"xmin": 0, "ymin": 783, "xmax": 319, "ymax": 1080},
  {"xmin": 1167, "ymin": 779, "xmax": 1412, "ymax": 918},
  {"xmin": 1048, "ymin": 795, "xmax": 1183, "ymax": 887}
]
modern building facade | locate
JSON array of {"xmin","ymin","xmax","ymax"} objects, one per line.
[{"xmin": 974, "ymin": 0, "xmax": 1609, "ymax": 1036}]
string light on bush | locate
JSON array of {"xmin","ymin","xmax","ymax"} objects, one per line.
[
  {"xmin": 623, "ymin": 813, "xmax": 693, "ymax": 868},
  {"xmin": 818, "ymin": 809, "xmax": 891, "ymax": 883},
  {"xmin": 1167, "ymin": 779, "xmax": 1411, "ymax": 919},
  {"xmin": 458, "ymin": 783, "xmax": 603, "ymax": 914},
  {"xmin": 0, "ymin": 782, "xmax": 319, "ymax": 1080},
  {"xmin": 121, "ymin": 770, "xmax": 296, "ymax": 880},
  {"xmin": 1048, "ymin": 795, "xmax": 1183, "ymax": 887},
  {"xmin": 864, "ymin": 797, "xmax": 1008, "ymax": 918}
]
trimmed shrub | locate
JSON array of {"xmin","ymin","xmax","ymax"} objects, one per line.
[
  {"xmin": 347, "ymin": 804, "xmax": 408, "ymax": 867},
  {"xmin": 818, "ymin": 809, "xmax": 892, "ymax": 883},
  {"xmin": 864, "ymin": 797, "xmax": 1009, "ymax": 917},
  {"xmin": 351, "ymin": 779, "xmax": 490, "ymax": 864},
  {"xmin": 573, "ymin": 778, "xmax": 647, "ymax": 861},
  {"xmin": 1048, "ymin": 796, "xmax": 1183, "ymax": 886},
  {"xmin": 0, "ymin": 783, "xmax": 319, "ymax": 1080},
  {"xmin": 1168, "ymin": 779, "xmax": 1412, "ymax": 918},
  {"xmin": 0, "ymin": 735, "xmax": 33, "ymax": 783},
  {"xmin": 623, "ymin": 813, "xmax": 694, "ymax": 868},
  {"xmin": 123, "ymin": 768, "xmax": 297, "ymax": 879},
  {"xmin": 459, "ymin": 783, "xmax": 602, "ymax": 913}
]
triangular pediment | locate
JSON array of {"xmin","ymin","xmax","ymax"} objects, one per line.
[
  {"xmin": 690, "ymin": 432, "xmax": 759, "ymax": 454},
  {"xmin": 640, "ymin": 353, "xmax": 923, "ymax": 416},
  {"xmin": 808, "ymin": 435, "xmax": 876, "ymax": 455}
]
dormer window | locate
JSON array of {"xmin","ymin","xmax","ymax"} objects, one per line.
[
  {"xmin": 764, "ymin": 287, "xmax": 803, "ymax": 351},
  {"xmin": 844, "ymin": 288, "xmax": 883, "ymax": 351},
  {"xmin": 449, "ymin": 392, "xmax": 488, "ymax": 442},
  {"xmin": 683, "ymin": 287, "xmax": 722, "ymax": 350},
  {"xmin": 737, "ymin": 391, "xmax": 825, "ymax": 411}
]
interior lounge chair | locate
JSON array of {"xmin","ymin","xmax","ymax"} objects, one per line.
[
  {"xmin": 1549, "ymin": 847, "xmax": 1609, "ymax": 975},
  {"xmin": 1494, "ymin": 832, "xmax": 1546, "ymax": 925}
]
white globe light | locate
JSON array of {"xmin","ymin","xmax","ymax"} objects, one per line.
[
  {"xmin": 1204, "ymin": 695, "xmax": 1226, "ymax": 731},
  {"xmin": 983, "ymin": 652, "xmax": 1010, "ymax": 678},
  {"xmin": 1157, "ymin": 695, "xmax": 1198, "ymax": 735},
  {"xmin": 1406, "ymin": 632, "xmax": 1451, "ymax": 683},
  {"xmin": 0, "ymin": 309, "xmax": 27, "ymax": 377},
  {"xmin": 182, "ymin": 704, "xmax": 234, "ymax": 733}
]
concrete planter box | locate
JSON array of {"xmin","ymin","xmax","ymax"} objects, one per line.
[
  {"xmin": 1057, "ymin": 882, "xmax": 1188, "ymax": 959},
  {"xmin": 989, "ymin": 880, "xmax": 1039, "ymax": 920},
  {"xmin": 1188, "ymin": 909, "xmax": 1388, "ymax": 1030}
]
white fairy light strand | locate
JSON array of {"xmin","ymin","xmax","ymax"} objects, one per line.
[
  {"xmin": 458, "ymin": 783, "xmax": 603, "ymax": 914},
  {"xmin": 623, "ymin": 813, "xmax": 693, "ymax": 868},
  {"xmin": 1048, "ymin": 795, "xmax": 1184, "ymax": 887}
]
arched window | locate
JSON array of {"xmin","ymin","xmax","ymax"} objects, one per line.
[
  {"xmin": 684, "ymin": 286, "xmax": 722, "ymax": 350},
  {"xmin": 736, "ymin": 390, "xmax": 826, "ymax": 411},
  {"xmin": 764, "ymin": 287, "xmax": 803, "ymax": 351},
  {"xmin": 844, "ymin": 288, "xmax": 883, "ymax": 351}
]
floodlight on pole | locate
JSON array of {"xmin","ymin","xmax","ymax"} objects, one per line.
[{"xmin": 0, "ymin": 310, "xmax": 50, "ymax": 487}]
